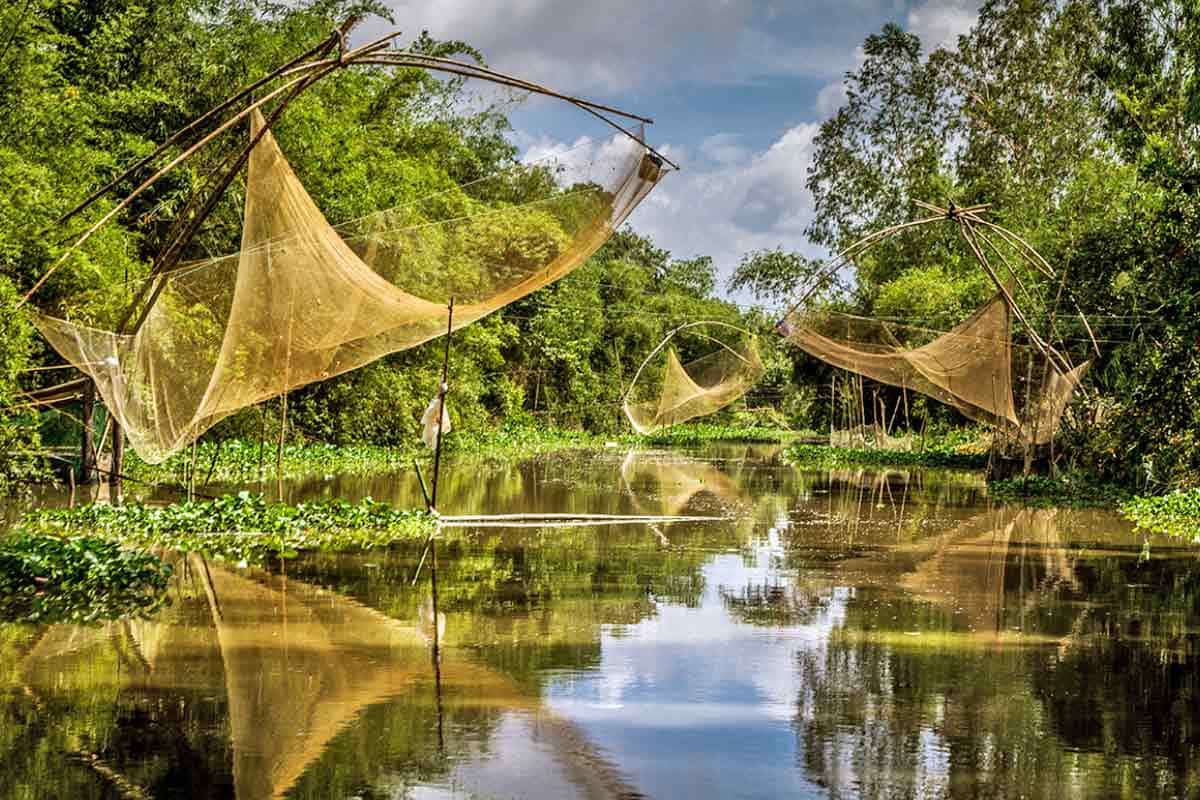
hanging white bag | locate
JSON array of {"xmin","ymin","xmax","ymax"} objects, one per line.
[{"xmin": 420, "ymin": 386, "xmax": 451, "ymax": 449}]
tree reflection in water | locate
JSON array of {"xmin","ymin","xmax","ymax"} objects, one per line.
[{"xmin": 4, "ymin": 446, "xmax": 1200, "ymax": 799}]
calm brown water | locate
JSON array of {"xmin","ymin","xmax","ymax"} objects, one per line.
[{"xmin": 4, "ymin": 444, "xmax": 1200, "ymax": 799}]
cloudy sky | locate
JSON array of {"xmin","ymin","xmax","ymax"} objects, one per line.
[{"xmin": 370, "ymin": 1, "xmax": 982, "ymax": 293}]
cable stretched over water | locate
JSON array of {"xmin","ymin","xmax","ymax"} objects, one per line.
[{"xmin": 438, "ymin": 512, "xmax": 729, "ymax": 528}]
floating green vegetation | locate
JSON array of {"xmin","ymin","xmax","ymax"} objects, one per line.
[
  {"xmin": 125, "ymin": 421, "xmax": 616, "ymax": 485},
  {"xmin": 18, "ymin": 493, "xmax": 437, "ymax": 565},
  {"xmin": 641, "ymin": 423, "xmax": 797, "ymax": 446},
  {"xmin": 126, "ymin": 421, "xmax": 798, "ymax": 486},
  {"xmin": 0, "ymin": 533, "xmax": 171, "ymax": 624},
  {"xmin": 784, "ymin": 443, "xmax": 986, "ymax": 470},
  {"xmin": 1121, "ymin": 489, "xmax": 1200, "ymax": 540},
  {"xmin": 988, "ymin": 474, "xmax": 1130, "ymax": 509}
]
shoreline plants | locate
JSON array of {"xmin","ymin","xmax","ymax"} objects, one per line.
[
  {"xmin": 18, "ymin": 493, "xmax": 437, "ymax": 566},
  {"xmin": 0, "ymin": 533, "xmax": 172, "ymax": 624}
]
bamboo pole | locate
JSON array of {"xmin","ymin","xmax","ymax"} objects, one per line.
[
  {"xmin": 48, "ymin": 25, "xmax": 351, "ymax": 231},
  {"xmin": 79, "ymin": 380, "xmax": 95, "ymax": 485},
  {"xmin": 829, "ymin": 372, "xmax": 836, "ymax": 443},
  {"xmin": 20, "ymin": 73, "xmax": 315, "ymax": 309},
  {"xmin": 110, "ymin": 421, "xmax": 124, "ymax": 503},
  {"xmin": 430, "ymin": 299, "xmax": 455, "ymax": 511},
  {"xmin": 25, "ymin": 29, "xmax": 405, "ymax": 313},
  {"xmin": 430, "ymin": 534, "xmax": 445, "ymax": 752},
  {"xmin": 957, "ymin": 219, "xmax": 1071, "ymax": 375},
  {"xmin": 122, "ymin": 63, "xmax": 342, "ymax": 335}
]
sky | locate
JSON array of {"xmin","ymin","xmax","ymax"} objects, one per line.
[{"xmin": 366, "ymin": 1, "xmax": 982, "ymax": 294}]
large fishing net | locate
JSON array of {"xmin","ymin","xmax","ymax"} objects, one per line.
[
  {"xmin": 34, "ymin": 110, "xmax": 663, "ymax": 462},
  {"xmin": 779, "ymin": 294, "xmax": 1089, "ymax": 443},
  {"xmin": 623, "ymin": 325, "xmax": 764, "ymax": 435}
]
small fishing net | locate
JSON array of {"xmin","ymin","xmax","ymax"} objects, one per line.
[
  {"xmin": 781, "ymin": 293, "xmax": 1019, "ymax": 429},
  {"xmin": 35, "ymin": 110, "xmax": 664, "ymax": 462},
  {"xmin": 1022, "ymin": 359, "xmax": 1091, "ymax": 445},
  {"xmin": 780, "ymin": 293, "xmax": 1088, "ymax": 443},
  {"xmin": 623, "ymin": 327, "xmax": 764, "ymax": 435}
]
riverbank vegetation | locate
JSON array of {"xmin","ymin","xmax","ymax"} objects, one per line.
[
  {"xmin": 989, "ymin": 474, "xmax": 1132, "ymax": 509},
  {"xmin": 0, "ymin": 533, "xmax": 171, "ymax": 624},
  {"xmin": 18, "ymin": 493, "xmax": 436, "ymax": 565},
  {"xmin": 125, "ymin": 420, "xmax": 797, "ymax": 486},
  {"xmin": 1122, "ymin": 490, "xmax": 1200, "ymax": 540}
]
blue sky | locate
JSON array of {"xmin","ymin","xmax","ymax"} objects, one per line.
[{"xmin": 370, "ymin": 0, "xmax": 981, "ymax": 291}]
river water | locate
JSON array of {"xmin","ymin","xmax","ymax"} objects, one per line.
[{"xmin": 4, "ymin": 444, "xmax": 1200, "ymax": 799}]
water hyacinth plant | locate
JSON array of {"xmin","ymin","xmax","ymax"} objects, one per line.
[
  {"xmin": 1122, "ymin": 489, "xmax": 1200, "ymax": 540},
  {"xmin": 0, "ymin": 534, "xmax": 171, "ymax": 624},
  {"xmin": 19, "ymin": 492, "xmax": 437, "ymax": 565},
  {"xmin": 784, "ymin": 443, "xmax": 987, "ymax": 470}
]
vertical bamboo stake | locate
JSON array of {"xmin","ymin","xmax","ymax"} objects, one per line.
[
  {"xmin": 430, "ymin": 535, "xmax": 445, "ymax": 752},
  {"xmin": 277, "ymin": 275, "xmax": 294, "ymax": 502},
  {"xmin": 430, "ymin": 299, "xmax": 455, "ymax": 511},
  {"xmin": 1022, "ymin": 352, "xmax": 1035, "ymax": 476},
  {"xmin": 79, "ymin": 380, "xmax": 96, "ymax": 485},
  {"xmin": 110, "ymin": 422, "xmax": 124, "ymax": 503},
  {"xmin": 257, "ymin": 405, "xmax": 267, "ymax": 485},
  {"xmin": 276, "ymin": 393, "xmax": 287, "ymax": 498},
  {"xmin": 858, "ymin": 375, "xmax": 867, "ymax": 447},
  {"xmin": 188, "ymin": 439, "xmax": 199, "ymax": 501},
  {"xmin": 829, "ymin": 373, "xmax": 836, "ymax": 443}
]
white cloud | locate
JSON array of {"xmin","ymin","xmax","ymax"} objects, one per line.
[
  {"xmin": 370, "ymin": 0, "xmax": 907, "ymax": 96},
  {"xmin": 815, "ymin": 80, "xmax": 848, "ymax": 118},
  {"xmin": 518, "ymin": 122, "xmax": 821, "ymax": 300},
  {"xmin": 619, "ymin": 122, "xmax": 825, "ymax": 301},
  {"xmin": 698, "ymin": 133, "xmax": 747, "ymax": 167},
  {"xmin": 906, "ymin": 0, "xmax": 982, "ymax": 51}
]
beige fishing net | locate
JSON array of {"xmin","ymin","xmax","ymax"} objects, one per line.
[
  {"xmin": 1023, "ymin": 359, "xmax": 1091, "ymax": 445},
  {"xmin": 781, "ymin": 293, "xmax": 1020, "ymax": 429},
  {"xmin": 35, "ymin": 110, "xmax": 663, "ymax": 462},
  {"xmin": 780, "ymin": 294, "xmax": 1088, "ymax": 442},
  {"xmin": 623, "ymin": 328, "xmax": 765, "ymax": 435}
]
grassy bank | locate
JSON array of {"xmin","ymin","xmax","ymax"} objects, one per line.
[
  {"xmin": 126, "ymin": 422, "xmax": 799, "ymax": 486},
  {"xmin": 640, "ymin": 423, "xmax": 800, "ymax": 446},
  {"xmin": 18, "ymin": 493, "xmax": 437, "ymax": 565}
]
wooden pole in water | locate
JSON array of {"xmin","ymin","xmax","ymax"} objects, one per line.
[
  {"xmin": 110, "ymin": 422, "xmax": 124, "ymax": 503},
  {"xmin": 79, "ymin": 380, "xmax": 95, "ymax": 485},
  {"xmin": 430, "ymin": 536, "xmax": 445, "ymax": 752},
  {"xmin": 276, "ymin": 393, "xmax": 287, "ymax": 501},
  {"xmin": 430, "ymin": 299, "xmax": 455, "ymax": 511},
  {"xmin": 829, "ymin": 372, "xmax": 836, "ymax": 444}
]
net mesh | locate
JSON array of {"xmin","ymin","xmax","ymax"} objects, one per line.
[
  {"xmin": 35, "ymin": 110, "xmax": 663, "ymax": 462},
  {"xmin": 623, "ymin": 333, "xmax": 764, "ymax": 435},
  {"xmin": 1022, "ymin": 359, "xmax": 1091, "ymax": 446},
  {"xmin": 781, "ymin": 294, "xmax": 1087, "ymax": 442},
  {"xmin": 782, "ymin": 293, "xmax": 1019, "ymax": 429}
]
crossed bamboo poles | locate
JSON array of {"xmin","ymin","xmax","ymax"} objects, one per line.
[
  {"xmin": 782, "ymin": 199, "xmax": 1099, "ymax": 378},
  {"xmin": 14, "ymin": 17, "xmax": 673, "ymax": 413}
]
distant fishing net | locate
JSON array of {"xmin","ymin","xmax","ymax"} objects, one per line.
[
  {"xmin": 34, "ymin": 110, "xmax": 663, "ymax": 462},
  {"xmin": 779, "ymin": 293, "xmax": 1089, "ymax": 444},
  {"xmin": 623, "ymin": 323, "xmax": 764, "ymax": 435}
]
